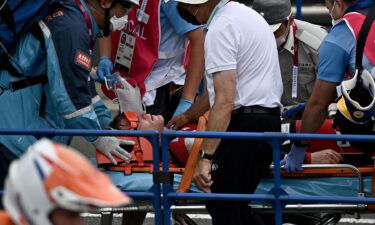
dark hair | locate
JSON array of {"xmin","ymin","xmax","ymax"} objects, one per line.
[{"xmin": 109, "ymin": 113, "xmax": 123, "ymax": 130}]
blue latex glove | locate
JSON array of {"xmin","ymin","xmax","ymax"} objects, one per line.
[
  {"xmin": 96, "ymin": 56, "xmax": 113, "ymax": 82},
  {"xmin": 172, "ymin": 99, "xmax": 193, "ymax": 119},
  {"xmin": 280, "ymin": 144, "xmax": 306, "ymax": 173},
  {"xmin": 282, "ymin": 103, "xmax": 306, "ymax": 119}
]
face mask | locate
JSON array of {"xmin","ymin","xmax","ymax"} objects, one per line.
[
  {"xmin": 177, "ymin": 5, "xmax": 202, "ymax": 25},
  {"xmin": 110, "ymin": 15, "xmax": 128, "ymax": 31},
  {"xmin": 276, "ymin": 35, "xmax": 286, "ymax": 48}
]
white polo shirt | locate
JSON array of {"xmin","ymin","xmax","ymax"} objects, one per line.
[{"xmin": 205, "ymin": 1, "xmax": 283, "ymax": 109}]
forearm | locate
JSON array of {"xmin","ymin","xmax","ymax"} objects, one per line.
[
  {"xmin": 200, "ymin": 102, "xmax": 232, "ymax": 155},
  {"xmin": 182, "ymin": 42, "xmax": 205, "ymax": 101},
  {"xmin": 182, "ymin": 28, "xmax": 205, "ymax": 101},
  {"xmin": 185, "ymin": 88, "xmax": 210, "ymax": 121},
  {"xmin": 98, "ymin": 36, "xmax": 112, "ymax": 57},
  {"xmin": 300, "ymin": 101, "xmax": 327, "ymax": 134}
]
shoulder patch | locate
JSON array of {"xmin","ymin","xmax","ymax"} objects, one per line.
[{"xmin": 74, "ymin": 50, "xmax": 93, "ymax": 71}]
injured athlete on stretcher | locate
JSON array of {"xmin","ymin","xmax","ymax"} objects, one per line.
[
  {"xmin": 98, "ymin": 77, "xmax": 371, "ymax": 172},
  {"xmin": 96, "ymin": 77, "xmax": 373, "ymax": 225}
]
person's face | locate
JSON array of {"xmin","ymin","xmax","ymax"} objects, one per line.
[
  {"xmin": 50, "ymin": 208, "xmax": 84, "ymax": 225},
  {"xmin": 178, "ymin": 3, "xmax": 204, "ymax": 24},
  {"xmin": 274, "ymin": 22, "xmax": 288, "ymax": 39},
  {"xmin": 325, "ymin": 0, "xmax": 347, "ymax": 20},
  {"xmin": 88, "ymin": 0, "xmax": 133, "ymax": 29},
  {"xmin": 178, "ymin": 0, "xmax": 216, "ymax": 24},
  {"xmin": 118, "ymin": 117, "xmax": 132, "ymax": 130},
  {"xmin": 111, "ymin": 1, "xmax": 133, "ymax": 18}
]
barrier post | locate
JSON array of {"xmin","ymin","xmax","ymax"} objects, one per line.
[
  {"xmin": 265, "ymin": 132, "xmax": 287, "ymax": 225},
  {"xmin": 161, "ymin": 133, "xmax": 173, "ymax": 225},
  {"xmin": 150, "ymin": 133, "xmax": 162, "ymax": 225},
  {"xmin": 296, "ymin": 0, "xmax": 303, "ymax": 19}
]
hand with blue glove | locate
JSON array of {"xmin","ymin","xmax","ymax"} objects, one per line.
[
  {"xmin": 172, "ymin": 98, "xmax": 193, "ymax": 119},
  {"xmin": 280, "ymin": 143, "xmax": 306, "ymax": 173},
  {"xmin": 96, "ymin": 56, "xmax": 113, "ymax": 82}
]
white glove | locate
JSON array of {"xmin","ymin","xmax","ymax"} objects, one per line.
[
  {"xmin": 116, "ymin": 78, "xmax": 144, "ymax": 114},
  {"xmin": 92, "ymin": 136, "xmax": 134, "ymax": 165}
]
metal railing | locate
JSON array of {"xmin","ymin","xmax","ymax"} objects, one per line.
[
  {"xmin": 161, "ymin": 131, "xmax": 375, "ymax": 225},
  {"xmin": 1, "ymin": 129, "xmax": 375, "ymax": 225}
]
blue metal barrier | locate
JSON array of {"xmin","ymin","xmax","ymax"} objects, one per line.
[
  {"xmin": 2, "ymin": 129, "xmax": 375, "ymax": 225},
  {"xmin": 161, "ymin": 131, "xmax": 375, "ymax": 225},
  {"xmin": 296, "ymin": 0, "xmax": 303, "ymax": 19},
  {"xmin": 0, "ymin": 129, "xmax": 162, "ymax": 225}
]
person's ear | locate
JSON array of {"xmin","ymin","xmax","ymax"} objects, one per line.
[
  {"xmin": 288, "ymin": 16, "xmax": 294, "ymax": 26},
  {"xmin": 99, "ymin": 0, "xmax": 113, "ymax": 9}
]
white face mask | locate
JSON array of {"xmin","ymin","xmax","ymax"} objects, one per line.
[
  {"xmin": 276, "ymin": 35, "xmax": 286, "ymax": 48},
  {"xmin": 110, "ymin": 15, "xmax": 128, "ymax": 32}
]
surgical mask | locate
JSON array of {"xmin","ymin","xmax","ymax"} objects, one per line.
[
  {"xmin": 276, "ymin": 35, "xmax": 286, "ymax": 48},
  {"xmin": 110, "ymin": 15, "xmax": 128, "ymax": 31},
  {"xmin": 177, "ymin": 5, "xmax": 202, "ymax": 25}
]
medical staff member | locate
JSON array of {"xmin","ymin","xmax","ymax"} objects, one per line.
[
  {"xmin": 98, "ymin": 0, "xmax": 205, "ymax": 122},
  {"xmin": 282, "ymin": 0, "xmax": 375, "ymax": 172},
  {"xmin": 0, "ymin": 0, "xmax": 137, "ymax": 188},
  {"xmin": 167, "ymin": 0, "xmax": 283, "ymax": 224},
  {"xmin": 253, "ymin": 0, "xmax": 328, "ymax": 107},
  {"xmin": 0, "ymin": 139, "xmax": 131, "ymax": 225}
]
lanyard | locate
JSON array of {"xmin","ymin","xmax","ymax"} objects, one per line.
[
  {"xmin": 206, "ymin": 0, "xmax": 230, "ymax": 29},
  {"xmin": 75, "ymin": 0, "xmax": 94, "ymax": 54},
  {"xmin": 291, "ymin": 22, "xmax": 299, "ymax": 98},
  {"xmin": 292, "ymin": 22, "xmax": 299, "ymax": 67}
]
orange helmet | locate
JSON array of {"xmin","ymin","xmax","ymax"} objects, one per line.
[{"xmin": 2, "ymin": 139, "xmax": 131, "ymax": 225}]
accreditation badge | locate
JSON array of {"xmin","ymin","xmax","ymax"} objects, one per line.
[{"xmin": 114, "ymin": 31, "xmax": 136, "ymax": 74}]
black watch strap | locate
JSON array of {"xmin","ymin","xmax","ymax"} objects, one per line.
[
  {"xmin": 293, "ymin": 140, "xmax": 310, "ymax": 148},
  {"xmin": 199, "ymin": 150, "xmax": 214, "ymax": 161}
]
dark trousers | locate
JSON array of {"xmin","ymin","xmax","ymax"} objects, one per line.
[
  {"xmin": 206, "ymin": 111, "xmax": 281, "ymax": 225},
  {"xmin": 335, "ymin": 112, "xmax": 375, "ymax": 157},
  {"xmin": 146, "ymin": 83, "xmax": 182, "ymax": 124}
]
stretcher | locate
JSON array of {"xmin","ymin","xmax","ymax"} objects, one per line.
[
  {"xmin": 96, "ymin": 113, "xmax": 375, "ymax": 225},
  {"xmin": 100, "ymin": 163, "xmax": 375, "ymax": 225}
]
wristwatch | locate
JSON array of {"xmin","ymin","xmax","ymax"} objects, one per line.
[
  {"xmin": 293, "ymin": 140, "xmax": 310, "ymax": 148},
  {"xmin": 199, "ymin": 150, "xmax": 214, "ymax": 161}
]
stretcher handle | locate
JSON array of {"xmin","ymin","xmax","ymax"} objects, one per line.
[
  {"xmin": 270, "ymin": 164, "xmax": 364, "ymax": 195},
  {"xmin": 177, "ymin": 112, "xmax": 209, "ymax": 193}
]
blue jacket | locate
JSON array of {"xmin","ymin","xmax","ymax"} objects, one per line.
[{"xmin": 0, "ymin": 0, "xmax": 112, "ymax": 156}]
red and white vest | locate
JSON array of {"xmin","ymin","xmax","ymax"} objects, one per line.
[
  {"xmin": 109, "ymin": 0, "xmax": 161, "ymax": 97},
  {"xmin": 105, "ymin": 0, "xmax": 191, "ymax": 99},
  {"xmin": 343, "ymin": 12, "xmax": 375, "ymax": 72}
]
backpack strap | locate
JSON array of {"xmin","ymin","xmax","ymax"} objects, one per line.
[
  {"xmin": 8, "ymin": 74, "xmax": 48, "ymax": 92},
  {"xmin": 356, "ymin": 4, "xmax": 375, "ymax": 71}
]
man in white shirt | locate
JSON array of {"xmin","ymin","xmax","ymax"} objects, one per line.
[{"xmin": 167, "ymin": 0, "xmax": 283, "ymax": 224}]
